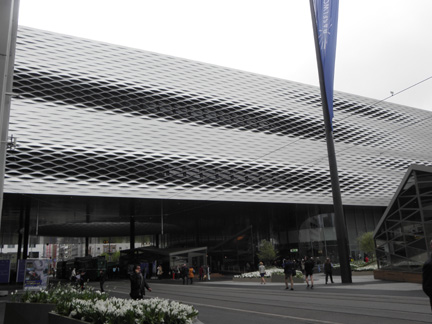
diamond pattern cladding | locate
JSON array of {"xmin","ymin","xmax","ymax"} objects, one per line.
[{"xmin": 6, "ymin": 27, "xmax": 432, "ymax": 206}]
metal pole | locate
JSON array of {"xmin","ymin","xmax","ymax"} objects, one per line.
[
  {"xmin": 309, "ymin": 0, "xmax": 352, "ymax": 283},
  {"xmin": 0, "ymin": 0, "xmax": 19, "ymax": 233},
  {"xmin": 130, "ymin": 199, "xmax": 135, "ymax": 251},
  {"xmin": 160, "ymin": 200, "xmax": 164, "ymax": 248}
]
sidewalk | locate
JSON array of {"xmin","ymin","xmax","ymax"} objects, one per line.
[{"xmin": 207, "ymin": 272, "xmax": 425, "ymax": 295}]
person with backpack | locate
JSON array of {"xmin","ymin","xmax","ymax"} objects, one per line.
[{"xmin": 283, "ymin": 258, "xmax": 296, "ymax": 290}]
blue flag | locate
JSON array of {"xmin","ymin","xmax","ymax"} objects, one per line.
[{"xmin": 312, "ymin": 0, "xmax": 339, "ymax": 129}]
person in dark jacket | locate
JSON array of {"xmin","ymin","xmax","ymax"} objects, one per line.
[
  {"xmin": 304, "ymin": 256, "xmax": 315, "ymax": 289},
  {"xmin": 181, "ymin": 264, "xmax": 189, "ymax": 285},
  {"xmin": 324, "ymin": 258, "xmax": 334, "ymax": 284},
  {"xmin": 283, "ymin": 258, "xmax": 296, "ymax": 290},
  {"xmin": 99, "ymin": 270, "xmax": 107, "ymax": 292},
  {"xmin": 129, "ymin": 265, "xmax": 152, "ymax": 300},
  {"xmin": 77, "ymin": 269, "xmax": 86, "ymax": 290},
  {"xmin": 422, "ymin": 240, "xmax": 432, "ymax": 311}
]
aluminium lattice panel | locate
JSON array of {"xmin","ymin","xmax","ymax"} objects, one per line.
[{"xmin": 5, "ymin": 26, "xmax": 432, "ymax": 206}]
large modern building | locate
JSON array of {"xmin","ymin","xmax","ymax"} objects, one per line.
[{"xmin": 1, "ymin": 26, "xmax": 432, "ymax": 271}]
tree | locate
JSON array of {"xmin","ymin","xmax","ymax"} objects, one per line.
[
  {"xmin": 256, "ymin": 239, "xmax": 278, "ymax": 265},
  {"xmin": 357, "ymin": 231, "xmax": 375, "ymax": 261},
  {"xmin": 101, "ymin": 251, "xmax": 120, "ymax": 263}
]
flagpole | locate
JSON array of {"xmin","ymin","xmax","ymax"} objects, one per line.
[{"xmin": 309, "ymin": 0, "xmax": 352, "ymax": 283}]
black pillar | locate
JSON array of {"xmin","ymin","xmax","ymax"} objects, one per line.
[
  {"xmin": 22, "ymin": 197, "xmax": 31, "ymax": 259},
  {"xmin": 16, "ymin": 203, "xmax": 23, "ymax": 260},
  {"xmin": 129, "ymin": 199, "xmax": 135, "ymax": 250},
  {"xmin": 85, "ymin": 201, "xmax": 90, "ymax": 256}
]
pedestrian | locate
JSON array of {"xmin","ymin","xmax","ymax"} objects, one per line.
[
  {"xmin": 205, "ymin": 265, "xmax": 211, "ymax": 281},
  {"xmin": 324, "ymin": 258, "xmax": 334, "ymax": 284},
  {"xmin": 283, "ymin": 258, "xmax": 295, "ymax": 290},
  {"xmin": 206, "ymin": 265, "xmax": 211, "ymax": 281},
  {"xmin": 316, "ymin": 257, "xmax": 321, "ymax": 273},
  {"xmin": 157, "ymin": 264, "xmax": 163, "ymax": 280},
  {"xmin": 181, "ymin": 264, "xmax": 188, "ymax": 285},
  {"xmin": 199, "ymin": 265, "xmax": 204, "ymax": 281},
  {"xmin": 422, "ymin": 239, "xmax": 432, "ymax": 311},
  {"xmin": 259, "ymin": 261, "xmax": 266, "ymax": 284},
  {"xmin": 78, "ymin": 269, "xmax": 86, "ymax": 290},
  {"xmin": 129, "ymin": 264, "xmax": 152, "ymax": 300},
  {"xmin": 99, "ymin": 269, "xmax": 107, "ymax": 292},
  {"xmin": 188, "ymin": 265, "xmax": 195, "ymax": 284},
  {"xmin": 70, "ymin": 268, "xmax": 77, "ymax": 285},
  {"xmin": 304, "ymin": 256, "xmax": 315, "ymax": 289}
]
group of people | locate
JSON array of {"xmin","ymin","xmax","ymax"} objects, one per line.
[
  {"xmin": 69, "ymin": 268, "xmax": 88, "ymax": 290},
  {"xmin": 69, "ymin": 268, "xmax": 108, "ymax": 292},
  {"xmin": 258, "ymin": 256, "xmax": 335, "ymax": 289},
  {"xmin": 180, "ymin": 264, "xmax": 211, "ymax": 284},
  {"xmin": 168, "ymin": 264, "xmax": 211, "ymax": 284}
]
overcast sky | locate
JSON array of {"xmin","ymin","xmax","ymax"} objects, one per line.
[{"xmin": 17, "ymin": 0, "xmax": 432, "ymax": 112}]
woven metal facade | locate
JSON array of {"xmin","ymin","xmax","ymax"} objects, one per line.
[{"xmin": 6, "ymin": 26, "xmax": 432, "ymax": 206}]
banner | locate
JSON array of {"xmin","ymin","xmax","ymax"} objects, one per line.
[
  {"xmin": 0, "ymin": 260, "xmax": 10, "ymax": 283},
  {"xmin": 312, "ymin": 0, "xmax": 339, "ymax": 128},
  {"xmin": 24, "ymin": 259, "xmax": 50, "ymax": 291},
  {"xmin": 16, "ymin": 259, "xmax": 26, "ymax": 282}
]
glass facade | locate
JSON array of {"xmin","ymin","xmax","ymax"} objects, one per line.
[
  {"xmin": 2, "ymin": 193, "xmax": 383, "ymax": 272},
  {"xmin": 375, "ymin": 165, "xmax": 432, "ymax": 272}
]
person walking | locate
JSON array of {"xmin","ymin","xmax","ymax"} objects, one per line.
[
  {"xmin": 259, "ymin": 262, "xmax": 266, "ymax": 284},
  {"xmin": 304, "ymin": 256, "xmax": 315, "ymax": 289},
  {"xmin": 283, "ymin": 258, "xmax": 295, "ymax": 290},
  {"xmin": 77, "ymin": 269, "xmax": 86, "ymax": 290},
  {"xmin": 99, "ymin": 269, "xmax": 107, "ymax": 292},
  {"xmin": 324, "ymin": 258, "xmax": 334, "ymax": 284},
  {"xmin": 129, "ymin": 264, "xmax": 152, "ymax": 300},
  {"xmin": 422, "ymin": 239, "xmax": 432, "ymax": 311}
]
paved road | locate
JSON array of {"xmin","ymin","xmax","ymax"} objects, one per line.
[{"xmin": 95, "ymin": 274, "xmax": 431, "ymax": 324}]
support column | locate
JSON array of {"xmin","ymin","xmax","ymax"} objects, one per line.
[
  {"xmin": 0, "ymin": 0, "xmax": 20, "ymax": 233},
  {"xmin": 22, "ymin": 197, "xmax": 30, "ymax": 259},
  {"xmin": 85, "ymin": 201, "xmax": 90, "ymax": 256},
  {"xmin": 129, "ymin": 199, "xmax": 135, "ymax": 251},
  {"xmin": 16, "ymin": 202, "xmax": 23, "ymax": 260}
]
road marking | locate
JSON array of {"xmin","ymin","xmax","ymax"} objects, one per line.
[{"xmin": 191, "ymin": 301, "xmax": 344, "ymax": 324}]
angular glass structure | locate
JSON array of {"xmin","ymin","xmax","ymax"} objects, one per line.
[{"xmin": 374, "ymin": 165, "xmax": 432, "ymax": 272}]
